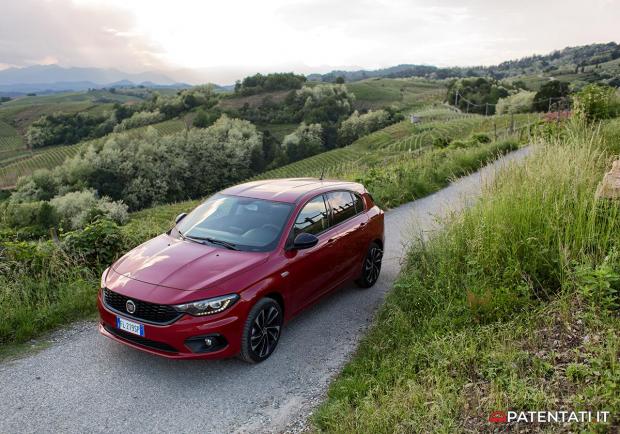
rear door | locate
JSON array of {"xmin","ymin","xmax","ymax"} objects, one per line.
[{"xmin": 324, "ymin": 191, "xmax": 369, "ymax": 280}]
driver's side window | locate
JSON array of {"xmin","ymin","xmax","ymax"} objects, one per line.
[{"xmin": 293, "ymin": 195, "xmax": 329, "ymax": 236}]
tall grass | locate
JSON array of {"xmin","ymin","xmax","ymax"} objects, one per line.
[
  {"xmin": 348, "ymin": 139, "xmax": 519, "ymax": 208},
  {"xmin": 313, "ymin": 119, "xmax": 620, "ymax": 432},
  {"xmin": 0, "ymin": 242, "xmax": 97, "ymax": 345}
]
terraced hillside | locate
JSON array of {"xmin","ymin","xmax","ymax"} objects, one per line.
[
  {"xmin": 251, "ymin": 112, "xmax": 537, "ymax": 180},
  {"xmin": 0, "ymin": 120, "xmax": 28, "ymax": 167},
  {"xmin": 0, "ymin": 118, "xmax": 185, "ymax": 188}
]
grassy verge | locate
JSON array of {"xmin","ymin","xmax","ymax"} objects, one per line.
[
  {"xmin": 312, "ymin": 121, "xmax": 620, "ymax": 432},
  {"xmin": 346, "ymin": 138, "xmax": 518, "ymax": 208}
]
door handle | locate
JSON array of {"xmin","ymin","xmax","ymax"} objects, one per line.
[{"xmin": 358, "ymin": 222, "xmax": 367, "ymax": 228}]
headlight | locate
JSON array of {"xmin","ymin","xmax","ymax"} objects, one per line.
[
  {"xmin": 173, "ymin": 294, "xmax": 239, "ymax": 316},
  {"xmin": 101, "ymin": 267, "xmax": 110, "ymax": 289}
]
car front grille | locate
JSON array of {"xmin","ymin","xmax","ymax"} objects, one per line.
[
  {"xmin": 103, "ymin": 324, "xmax": 178, "ymax": 353},
  {"xmin": 103, "ymin": 288, "xmax": 182, "ymax": 325}
]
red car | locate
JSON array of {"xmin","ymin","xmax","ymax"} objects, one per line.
[{"xmin": 98, "ymin": 178, "xmax": 384, "ymax": 363}]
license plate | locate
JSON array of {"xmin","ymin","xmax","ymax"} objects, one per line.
[{"xmin": 116, "ymin": 316, "xmax": 145, "ymax": 337}]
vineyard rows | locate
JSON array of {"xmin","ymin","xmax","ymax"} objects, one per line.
[{"xmin": 251, "ymin": 113, "xmax": 537, "ymax": 182}]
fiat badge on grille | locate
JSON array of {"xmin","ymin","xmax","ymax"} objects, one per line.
[{"xmin": 126, "ymin": 300, "xmax": 136, "ymax": 314}]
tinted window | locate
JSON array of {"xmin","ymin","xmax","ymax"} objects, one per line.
[
  {"xmin": 326, "ymin": 191, "xmax": 357, "ymax": 225},
  {"xmin": 294, "ymin": 195, "xmax": 329, "ymax": 236},
  {"xmin": 352, "ymin": 193, "xmax": 364, "ymax": 213},
  {"xmin": 176, "ymin": 194, "xmax": 293, "ymax": 252}
]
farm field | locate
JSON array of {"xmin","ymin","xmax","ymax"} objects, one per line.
[{"xmin": 347, "ymin": 78, "xmax": 445, "ymax": 111}]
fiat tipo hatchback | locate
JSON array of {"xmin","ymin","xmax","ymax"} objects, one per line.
[{"xmin": 98, "ymin": 178, "xmax": 384, "ymax": 362}]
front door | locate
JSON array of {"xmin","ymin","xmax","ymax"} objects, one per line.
[{"xmin": 284, "ymin": 194, "xmax": 337, "ymax": 314}]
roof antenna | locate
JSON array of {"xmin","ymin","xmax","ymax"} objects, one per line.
[{"xmin": 319, "ymin": 166, "xmax": 325, "ymax": 181}]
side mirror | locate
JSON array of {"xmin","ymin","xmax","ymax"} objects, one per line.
[
  {"xmin": 175, "ymin": 213, "xmax": 187, "ymax": 224},
  {"xmin": 292, "ymin": 232, "xmax": 319, "ymax": 250}
]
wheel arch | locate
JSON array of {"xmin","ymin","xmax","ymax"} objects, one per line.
[{"xmin": 264, "ymin": 291, "xmax": 285, "ymax": 318}]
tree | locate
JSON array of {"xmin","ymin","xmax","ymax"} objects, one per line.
[
  {"xmin": 533, "ymin": 80, "xmax": 570, "ymax": 112},
  {"xmin": 282, "ymin": 123, "xmax": 324, "ymax": 163},
  {"xmin": 447, "ymin": 78, "xmax": 511, "ymax": 115}
]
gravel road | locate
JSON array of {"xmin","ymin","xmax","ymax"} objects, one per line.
[{"xmin": 0, "ymin": 148, "xmax": 531, "ymax": 434}]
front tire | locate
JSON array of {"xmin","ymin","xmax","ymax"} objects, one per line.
[
  {"xmin": 239, "ymin": 297, "xmax": 283, "ymax": 363},
  {"xmin": 355, "ymin": 242, "xmax": 383, "ymax": 288}
]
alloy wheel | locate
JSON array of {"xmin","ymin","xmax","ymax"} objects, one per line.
[
  {"xmin": 364, "ymin": 246, "xmax": 383, "ymax": 285},
  {"xmin": 249, "ymin": 304, "xmax": 281, "ymax": 359}
]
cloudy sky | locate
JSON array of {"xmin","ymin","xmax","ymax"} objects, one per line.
[{"xmin": 1, "ymin": 0, "xmax": 619, "ymax": 84}]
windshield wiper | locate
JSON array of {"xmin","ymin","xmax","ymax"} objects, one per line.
[{"xmin": 179, "ymin": 231, "xmax": 239, "ymax": 250}]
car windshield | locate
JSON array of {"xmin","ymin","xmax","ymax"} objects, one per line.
[{"xmin": 175, "ymin": 194, "xmax": 293, "ymax": 252}]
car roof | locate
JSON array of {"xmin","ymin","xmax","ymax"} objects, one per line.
[{"xmin": 220, "ymin": 178, "xmax": 365, "ymax": 203}]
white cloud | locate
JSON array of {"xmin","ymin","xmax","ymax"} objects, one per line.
[{"xmin": 2, "ymin": 0, "xmax": 619, "ymax": 83}]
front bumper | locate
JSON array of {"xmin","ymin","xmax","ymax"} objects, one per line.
[{"xmin": 97, "ymin": 290, "xmax": 244, "ymax": 359}]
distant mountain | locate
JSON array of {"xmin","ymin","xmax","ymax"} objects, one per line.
[
  {"xmin": 0, "ymin": 65, "xmax": 177, "ymax": 85},
  {"xmin": 308, "ymin": 42, "xmax": 620, "ymax": 83},
  {"xmin": 0, "ymin": 65, "xmax": 191, "ymax": 94}
]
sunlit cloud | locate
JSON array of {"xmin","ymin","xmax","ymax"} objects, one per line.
[{"xmin": 1, "ymin": 0, "xmax": 619, "ymax": 84}]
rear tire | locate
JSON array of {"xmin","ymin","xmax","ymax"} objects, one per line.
[
  {"xmin": 355, "ymin": 242, "xmax": 383, "ymax": 288},
  {"xmin": 238, "ymin": 297, "xmax": 283, "ymax": 363}
]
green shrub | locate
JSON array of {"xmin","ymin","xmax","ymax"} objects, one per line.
[
  {"xmin": 573, "ymin": 84, "xmax": 616, "ymax": 122},
  {"xmin": 496, "ymin": 90, "xmax": 536, "ymax": 114},
  {"xmin": 5, "ymin": 201, "xmax": 58, "ymax": 230},
  {"xmin": 50, "ymin": 190, "xmax": 128, "ymax": 230},
  {"xmin": 448, "ymin": 140, "xmax": 468, "ymax": 149},
  {"xmin": 113, "ymin": 110, "xmax": 164, "ymax": 132},
  {"xmin": 471, "ymin": 133, "xmax": 491, "ymax": 144},
  {"xmin": 62, "ymin": 218, "xmax": 126, "ymax": 266},
  {"xmin": 432, "ymin": 135, "xmax": 450, "ymax": 147}
]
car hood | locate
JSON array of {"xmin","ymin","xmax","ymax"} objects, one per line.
[{"xmin": 111, "ymin": 234, "xmax": 269, "ymax": 291}]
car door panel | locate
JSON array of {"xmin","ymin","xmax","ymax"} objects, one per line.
[{"xmin": 283, "ymin": 194, "xmax": 338, "ymax": 314}]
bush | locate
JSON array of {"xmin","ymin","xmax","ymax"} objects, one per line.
[
  {"xmin": 533, "ymin": 80, "xmax": 570, "ymax": 112},
  {"xmin": 50, "ymin": 190, "xmax": 128, "ymax": 230},
  {"xmin": 496, "ymin": 91, "xmax": 535, "ymax": 114},
  {"xmin": 113, "ymin": 110, "xmax": 165, "ymax": 132},
  {"xmin": 573, "ymin": 84, "xmax": 617, "ymax": 122},
  {"xmin": 338, "ymin": 110, "xmax": 392, "ymax": 146},
  {"xmin": 62, "ymin": 219, "xmax": 126, "ymax": 266},
  {"xmin": 26, "ymin": 112, "xmax": 108, "ymax": 148},
  {"xmin": 447, "ymin": 77, "xmax": 511, "ymax": 115},
  {"xmin": 471, "ymin": 133, "xmax": 491, "ymax": 144},
  {"xmin": 5, "ymin": 201, "xmax": 58, "ymax": 230},
  {"xmin": 193, "ymin": 108, "xmax": 220, "ymax": 128}
]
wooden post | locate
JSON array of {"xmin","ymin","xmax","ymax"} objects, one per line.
[
  {"xmin": 510, "ymin": 113, "xmax": 514, "ymax": 134},
  {"xmin": 494, "ymin": 122, "xmax": 497, "ymax": 141}
]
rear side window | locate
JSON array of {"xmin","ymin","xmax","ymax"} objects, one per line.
[
  {"xmin": 293, "ymin": 195, "xmax": 329, "ymax": 236},
  {"xmin": 352, "ymin": 193, "xmax": 364, "ymax": 213},
  {"xmin": 326, "ymin": 191, "xmax": 357, "ymax": 225}
]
